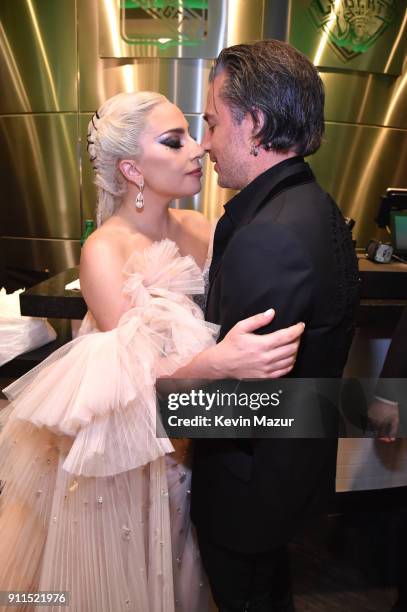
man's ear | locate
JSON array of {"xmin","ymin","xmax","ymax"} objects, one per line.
[
  {"xmin": 118, "ymin": 159, "xmax": 143, "ymax": 187},
  {"xmin": 250, "ymin": 108, "xmax": 265, "ymax": 138},
  {"xmin": 241, "ymin": 109, "xmax": 265, "ymax": 143}
]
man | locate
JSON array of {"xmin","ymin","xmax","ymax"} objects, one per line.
[{"xmin": 191, "ymin": 40, "xmax": 360, "ymax": 611}]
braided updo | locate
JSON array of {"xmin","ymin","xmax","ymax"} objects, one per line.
[{"xmin": 87, "ymin": 91, "xmax": 166, "ymax": 226}]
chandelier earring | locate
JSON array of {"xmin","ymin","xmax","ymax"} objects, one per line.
[
  {"xmin": 135, "ymin": 178, "xmax": 145, "ymax": 210},
  {"xmin": 250, "ymin": 143, "xmax": 259, "ymax": 157}
]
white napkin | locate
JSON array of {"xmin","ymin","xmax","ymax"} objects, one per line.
[{"xmin": 65, "ymin": 279, "xmax": 81, "ymax": 291}]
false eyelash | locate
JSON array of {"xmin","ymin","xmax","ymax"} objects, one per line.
[{"xmin": 160, "ymin": 138, "xmax": 183, "ymax": 149}]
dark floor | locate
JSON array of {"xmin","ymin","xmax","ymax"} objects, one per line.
[{"xmin": 291, "ymin": 511, "xmax": 405, "ymax": 612}]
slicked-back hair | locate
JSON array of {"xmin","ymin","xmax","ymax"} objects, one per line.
[
  {"xmin": 209, "ymin": 40, "xmax": 325, "ymax": 156},
  {"xmin": 87, "ymin": 91, "xmax": 166, "ymax": 226}
]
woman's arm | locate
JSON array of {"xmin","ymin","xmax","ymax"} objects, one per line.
[
  {"xmin": 79, "ymin": 233, "xmax": 132, "ymax": 331},
  {"xmin": 172, "ymin": 309, "xmax": 304, "ymax": 380},
  {"xmin": 80, "ymin": 228, "xmax": 303, "ymax": 381}
]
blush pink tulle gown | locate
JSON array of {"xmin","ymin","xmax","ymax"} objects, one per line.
[{"xmin": 0, "ymin": 240, "xmax": 218, "ymax": 612}]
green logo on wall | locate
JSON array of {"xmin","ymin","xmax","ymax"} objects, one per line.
[
  {"xmin": 121, "ymin": 0, "xmax": 208, "ymax": 49},
  {"xmin": 309, "ymin": 0, "xmax": 397, "ymax": 61}
]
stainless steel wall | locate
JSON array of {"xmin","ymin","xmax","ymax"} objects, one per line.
[
  {"xmin": 1, "ymin": 0, "xmax": 406, "ymax": 277},
  {"xmin": 288, "ymin": 0, "xmax": 407, "ymax": 247},
  {"xmin": 0, "ymin": 0, "xmax": 80, "ymax": 275}
]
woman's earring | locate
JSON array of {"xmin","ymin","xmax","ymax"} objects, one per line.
[
  {"xmin": 135, "ymin": 179, "xmax": 144, "ymax": 210},
  {"xmin": 250, "ymin": 144, "xmax": 259, "ymax": 157}
]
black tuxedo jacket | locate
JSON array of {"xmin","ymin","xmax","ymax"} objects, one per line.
[{"xmin": 191, "ymin": 157, "xmax": 360, "ymax": 553}]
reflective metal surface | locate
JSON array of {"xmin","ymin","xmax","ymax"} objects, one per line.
[
  {"xmin": 79, "ymin": 0, "xmax": 213, "ymax": 112},
  {"xmin": 290, "ymin": 0, "xmax": 406, "ymax": 76},
  {"xmin": 99, "ymin": 0, "xmax": 265, "ymax": 59},
  {"xmin": 321, "ymin": 67, "xmax": 407, "ymax": 128},
  {"xmin": 0, "ymin": 114, "xmax": 80, "ymax": 238},
  {"xmin": 79, "ymin": 0, "xmax": 266, "ymax": 113},
  {"xmin": 79, "ymin": 56, "xmax": 213, "ymax": 114},
  {"xmin": 0, "ymin": 0, "xmax": 77, "ymax": 113},
  {"xmin": 309, "ymin": 122, "xmax": 407, "ymax": 247}
]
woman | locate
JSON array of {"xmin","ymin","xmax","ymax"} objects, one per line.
[{"xmin": 0, "ymin": 92, "xmax": 303, "ymax": 611}]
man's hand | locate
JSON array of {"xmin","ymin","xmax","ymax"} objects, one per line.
[{"xmin": 367, "ymin": 398, "xmax": 399, "ymax": 442}]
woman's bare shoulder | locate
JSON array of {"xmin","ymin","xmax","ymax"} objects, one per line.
[
  {"xmin": 79, "ymin": 224, "xmax": 139, "ymax": 330},
  {"xmin": 80, "ymin": 224, "xmax": 126, "ymax": 269},
  {"xmin": 80, "ymin": 221, "xmax": 152, "ymax": 270},
  {"xmin": 173, "ymin": 209, "xmax": 211, "ymax": 241}
]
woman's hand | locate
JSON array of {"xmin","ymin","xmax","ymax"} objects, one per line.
[
  {"xmin": 172, "ymin": 308, "xmax": 304, "ymax": 382},
  {"xmin": 212, "ymin": 308, "xmax": 304, "ymax": 379}
]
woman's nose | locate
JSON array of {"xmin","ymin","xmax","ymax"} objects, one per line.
[{"xmin": 191, "ymin": 138, "xmax": 205, "ymax": 159}]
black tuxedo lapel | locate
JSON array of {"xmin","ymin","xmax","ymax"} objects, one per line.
[{"xmin": 206, "ymin": 158, "xmax": 315, "ymax": 320}]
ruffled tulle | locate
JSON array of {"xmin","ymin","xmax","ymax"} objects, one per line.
[
  {"xmin": 3, "ymin": 239, "xmax": 218, "ymax": 478},
  {"xmin": 0, "ymin": 239, "xmax": 217, "ymax": 612}
]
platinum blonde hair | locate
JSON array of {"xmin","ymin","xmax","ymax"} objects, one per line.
[{"xmin": 87, "ymin": 91, "xmax": 167, "ymax": 226}]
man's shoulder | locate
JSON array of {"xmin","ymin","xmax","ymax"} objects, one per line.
[
  {"xmin": 224, "ymin": 216, "xmax": 309, "ymax": 265},
  {"xmin": 264, "ymin": 175, "xmax": 329, "ymax": 211},
  {"xmin": 256, "ymin": 179, "xmax": 338, "ymax": 233}
]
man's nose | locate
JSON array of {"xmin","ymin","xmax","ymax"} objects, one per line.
[{"xmin": 201, "ymin": 127, "xmax": 211, "ymax": 152}]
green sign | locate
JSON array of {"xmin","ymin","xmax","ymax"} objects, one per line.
[
  {"xmin": 121, "ymin": 0, "xmax": 209, "ymax": 48},
  {"xmin": 309, "ymin": 0, "xmax": 397, "ymax": 61}
]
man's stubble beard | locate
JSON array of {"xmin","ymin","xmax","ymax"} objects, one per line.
[
  {"xmin": 215, "ymin": 130, "xmax": 251, "ymax": 190},
  {"xmin": 216, "ymin": 158, "xmax": 249, "ymax": 191}
]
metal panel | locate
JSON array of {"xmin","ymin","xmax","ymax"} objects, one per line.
[
  {"xmin": 98, "ymin": 0, "xmax": 265, "ymax": 59},
  {"xmin": 0, "ymin": 114, "xmax": 80, "ymax": 238},
  {"xmin": 289, "ymin": 0, "xmax": 406, "ymax": 76},
  {"xmin": 79, "ymin": 0, "xmax": 213, "ymax": 112},
  {"xmin": 79, "ymin": 56, "xmax": 213, "ymax": 114},
  {"xmin": 0, "ymin": 0, "xmax": 77, "ymax": 113},
  {"xmin": 309, "ymin": 122, "xmax": 407, "ymax": 247},
  {"xmin": 79, "ymin": 0, "xmax": 267, "ymax": 112},
  {"xmin": 263, "ymin": 0, "xmax": 290, "ymax": 41},
  {"xmin": 321, "ymin": 69, "xmax": 407, "ymax": 129}
]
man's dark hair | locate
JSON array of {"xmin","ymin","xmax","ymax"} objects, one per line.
[{"xmin": 209, "ymin": 39, "xmax": 325, "ymax": 156}]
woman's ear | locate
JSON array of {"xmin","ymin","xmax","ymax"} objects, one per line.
[{"xmin": 118, "ymin": 159, "xmax": 143, "ymax": 187}]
